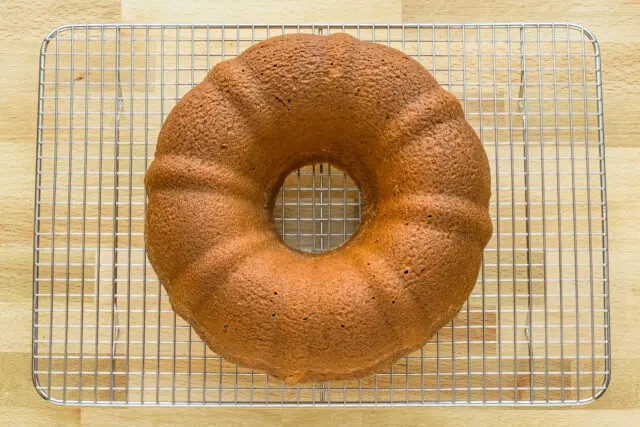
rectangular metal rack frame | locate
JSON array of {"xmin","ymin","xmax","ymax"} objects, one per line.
[{"xmin": 33, "ymin": 23, "xmax": 610, "ymax": 406}]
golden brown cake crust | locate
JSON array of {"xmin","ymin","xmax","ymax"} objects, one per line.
[{"xmin": 144, "ymin": 33, "xmax": 492, "ymax": 383}]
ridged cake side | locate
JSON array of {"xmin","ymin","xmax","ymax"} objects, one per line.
[{"xmin": 145, "ymin": 33, "xmax": 492, "ymax": 383}]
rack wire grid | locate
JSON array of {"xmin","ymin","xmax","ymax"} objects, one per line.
[{"xmin": 33, "ymin": 23, "xmax": 610, "ymax": 406}]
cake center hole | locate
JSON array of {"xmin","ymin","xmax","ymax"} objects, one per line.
[{"xmin": 274, "ymin": 162, "xmax": 362, "ymax": 253}]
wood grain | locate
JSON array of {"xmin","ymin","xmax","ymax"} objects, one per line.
[{"xmin": 1, "ymin": 0, "xmax": 639, "ymax": 425}]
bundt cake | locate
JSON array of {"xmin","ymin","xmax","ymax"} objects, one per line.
[{"xmin": 144, "ymin": 33, "xmax": 492, "ymax": 383}]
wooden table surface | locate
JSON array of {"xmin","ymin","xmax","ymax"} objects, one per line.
[{"xmin": 1, "ymin": 0, "xmax": 638, "ymax": 425}]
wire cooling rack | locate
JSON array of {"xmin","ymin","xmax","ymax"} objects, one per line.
[{"xmin": 33, "ymin": 23, "xmax": 609, "ymax": 406}]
